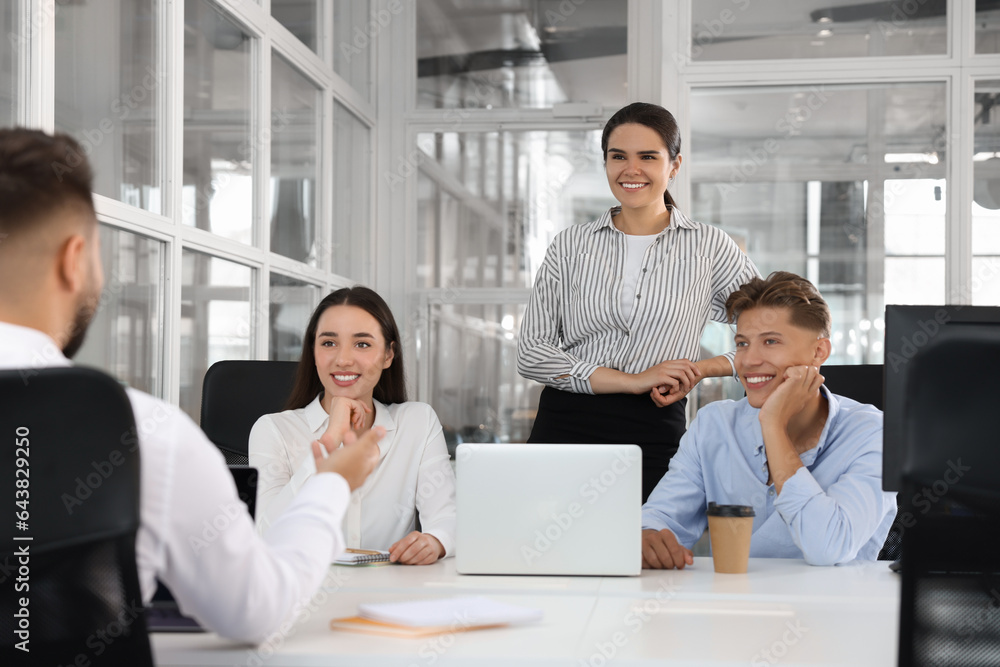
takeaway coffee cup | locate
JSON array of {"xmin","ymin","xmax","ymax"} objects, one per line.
[{"xmin": 706, "ymin": 502, "xmax": 755, "ymax": 574}]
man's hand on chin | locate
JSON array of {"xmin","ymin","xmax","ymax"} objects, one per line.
[{"xmin": 758, "ymin": 365, "xmax": 823, "ymax": 429}]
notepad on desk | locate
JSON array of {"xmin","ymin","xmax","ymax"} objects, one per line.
[
  {"xmin": 330, "ymin": 596, "xmax": 543, "ymax": 638},
  {"xmin": 334, "ymin": 548, "xmax": 392, "ymax": 565}
]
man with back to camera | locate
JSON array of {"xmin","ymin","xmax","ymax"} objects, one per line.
[
  {"xmin": 641, "ymin": 271, "xmax": 897, "ymax": 568},
  {"xmin": 0, "ymin": 127, "xmax": 384, "ymax": 642}
]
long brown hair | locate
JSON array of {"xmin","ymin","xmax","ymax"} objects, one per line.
[
  {"xmin": 285, "ymin": 286, "xmax": 407, "ymax": 409},
  {"xmin": 601, "ymin": 102, "xmax": 681, "ymax": 210}
]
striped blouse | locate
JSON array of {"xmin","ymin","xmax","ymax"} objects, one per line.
[{"xmin": 517, "ymin": 207, "xmax": 760, "ymax": 395}]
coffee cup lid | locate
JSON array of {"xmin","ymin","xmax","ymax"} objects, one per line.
[{"xmin": 707, "ymin": 502, "xmax": 755, "ymax": 518}]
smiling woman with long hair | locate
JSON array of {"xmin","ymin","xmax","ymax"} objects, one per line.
[
  {"xmin": 250, "ymin": 286, "xmax": 455, "ymax": 565},
  {"xmin": 517, "ymin": 102, "xmax": 761, "ymax": 503}
]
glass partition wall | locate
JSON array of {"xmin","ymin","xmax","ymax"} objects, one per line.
[
  {"xmin": 410, "ymin": 0, "xmax": 1000, "ymax": 438},
  {"xmin": 12, "ymin": 0, "xmax": 377, "ymax": 422},
  {"xmin": 412, "ymin": 0, "xmax": 627, "ymax": 443},
  {"xmin": 689, "ymin": 82, "xmax": 947, "ymax": 366},
  {"xmin": 11, "ymin": 1, "xmax": 1000, "ymax": 436}
]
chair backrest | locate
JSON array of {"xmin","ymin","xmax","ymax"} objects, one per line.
[
  {"xmin": 898, "ymin": 510, "xmax": 1000, "ymax": 665},
  {"xmin": 896, "ymin": 334, "xmax": 1000, "ymax": 665},
  {"xmin": 820, "ymin": 364, "xmax": 884, "ymax": 410},
  {"xmin": 0, "ymin": 367, "xmax": 152, "ymax": 666},
  {"xmin": 820, "ymin": 364, "xmax": 902, "ymax": 559},
  {"xmin": 200, "ymin": 360, "xmax": 299, "ymax": 464}
]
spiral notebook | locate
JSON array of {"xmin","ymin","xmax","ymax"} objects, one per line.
[{"xmin": 335, "ymin": 548, "xmax": 392, "ymax": 565}]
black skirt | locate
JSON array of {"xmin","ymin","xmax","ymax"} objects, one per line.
[{"xmin": 527, "ymin": 386, "xmax": 687, "ymax": 503}]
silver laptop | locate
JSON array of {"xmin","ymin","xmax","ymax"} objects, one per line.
[{"xmin": 455, "ymin": 443, "xmax": 642, "ymax": 576}]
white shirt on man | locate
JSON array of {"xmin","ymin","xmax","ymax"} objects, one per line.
[
  {"xmin": 0, "ymin": 321, "xmax": 350, "ymax": 644},
  {"xmin": 250, "ymin": 395, "xmax": 457, "ymax": 556}
]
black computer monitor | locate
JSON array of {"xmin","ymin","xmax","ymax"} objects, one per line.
[{"xmin": 883, "ymin": 305, "xmax": 1000, "ymax": 514}]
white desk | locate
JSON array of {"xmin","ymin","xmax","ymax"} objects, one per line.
[{"xmin": 152, "ymin": 557, "xmax": 900, "ymax": 667}]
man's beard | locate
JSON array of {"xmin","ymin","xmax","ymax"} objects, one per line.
[{"xmin": 62, "ymin": 293, "xmax": 100, "ymax": 359}]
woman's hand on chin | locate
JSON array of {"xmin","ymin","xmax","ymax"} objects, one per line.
[
  {"xmin": 388, "ymin": 531, "xmax": 445, "ymax": 565},
  {"xmin": 319, "ymin": 397, "xmax": 371, "ymax": 449}
]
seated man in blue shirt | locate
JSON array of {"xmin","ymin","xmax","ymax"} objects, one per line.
[{"xmin": 641, "ymin": 271, "xmax": 896, "ymax": 568}]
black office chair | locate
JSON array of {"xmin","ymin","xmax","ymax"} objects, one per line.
[
  {"xmin": 896, "ymin": 336, "xmax": 1000, "ymax": 666},
  {"xmin": 820, "ymin": 363, "xmax": 884, "ymax": 410},
  {"xmin": 0, "ymin": 367, "xmax": 152, "ymax": 666},
  {"xmin": 820, "ymin": 364, "xmax": 902, "ymax": 560},
  {"xmin": 200, "ymin": 360, "xmax": 299, "ymax": 464}
]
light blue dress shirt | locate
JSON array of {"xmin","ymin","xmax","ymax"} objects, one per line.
[{"xmin": 641, "ymin": 386, "xmax": 897, "ymax": 565}]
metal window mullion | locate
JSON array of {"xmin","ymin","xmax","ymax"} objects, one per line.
[
  {"xmin": 319, "ymin": 86, "xmax": 334, "ymax": 276},
  {"xmin": 254, "ymin": 33, "xmax": 271, "ymax": 361},
  {"xmin": 320, "ymin": 0, "xmax": 333, "ymax": 70},
  {"xmin": 680, "ymin": 54, "xmax": 966, "ymax": 81},
  {"xmin": 366, "ymin": 85, "xmax": 377, "ymax": 287},
  {"xmin": 373, "ymin": 0, "xmax": 415, "ymax": 383},
  {"xmin": 948, "ymin": 0, "xmax": 976, "ymax": 304},
  {"xmin": 683, "ymin": 69, "xmax": 966, "ymax": 88},
  {"xmin": 27, "ymin": 0, "xmax": 55, "ymax": 130},
  {"xmin": 674, "ymin": 80, "xmax": 692, "ymax": 211},
  {"xmin": 423, "ymin": 288, "xmax": 532, "ymax": 306},
  {"xmin": 405, "ymin": 108, "xmax": 603, "ymax": 131},
  {"xmin": 416, "ymin": 293, "xmax": 431, "ymax": 403},
  {"xmin": 270, "ymin": 20, "xmax": 335, "ymax": 91},
  {"xmin": 268, "ymin": 253, "xmax": 330, "ymax": 286},
  {"xmin": 627, "ymin": 0, "xmax": 663, "ymax": 103},
  {"xmin": 864, "ymin": 89, "xmax": 886, "ymax": 340},
  {"xmin": 214, "ymin": 0, "xmax": 268, "ymax": 37},
  {"xmin": 161, "ymin": 0, "xmax": 186, "ymax": 405},
  {"xmin": 945, "ymin": 0, "xmax": 976, "ymax": 305},
  {"xmin": 330, "ymin": 74, "xmax": 375, "ymax": 128}
]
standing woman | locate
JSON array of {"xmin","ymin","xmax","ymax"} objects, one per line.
[{"xmin": 517, "ymin": 102, "xmax": 760, "ymax": 502}]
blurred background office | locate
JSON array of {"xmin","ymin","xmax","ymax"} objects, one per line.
[{"xmin": 3, "ymin": 0, "xmax": 999, "ymax": 443}]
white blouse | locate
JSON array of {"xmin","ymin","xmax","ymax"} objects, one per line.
[
  {"xmin": 517, "ymin": 206, "xmax": 760, "ymax": 393},
  {"xmin": 249, "ymin": 395, "xmax": 457, "ymax": 556}
]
